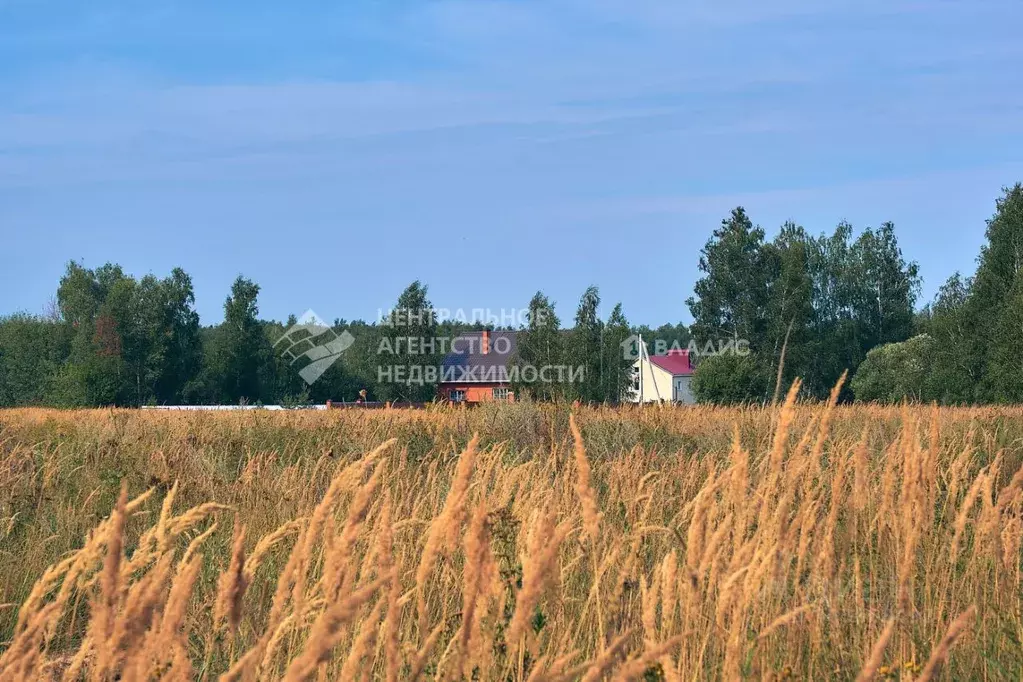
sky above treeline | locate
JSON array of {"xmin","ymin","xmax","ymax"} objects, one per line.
[{"xmin": 1, "ymin": 0, "xmax": 1022, "ymax": 326}]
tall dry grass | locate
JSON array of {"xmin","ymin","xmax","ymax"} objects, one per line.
[{"xmin": 1, "ymin": 394, "xmax": 1022, "ymax": 679}]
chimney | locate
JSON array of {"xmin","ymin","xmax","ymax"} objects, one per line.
[{"xmin": 481, "ymin": 330, "xmax": 490, "ymax": 355}]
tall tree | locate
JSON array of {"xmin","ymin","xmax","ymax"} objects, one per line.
[
  {"xmin": 805, "ymin": 222, "xmax": 920, "ymax": 399},
  {"xmin": 156, "ymin": 268, "xmax": 202, "ymax": 403},
  {"xmin": 380, "ymin": 281, "xmax": 438, "ymax": 402},
  {"xmin": 804, "ymin": 223, "xmax": 861, "ymax": 398},
  {"xmin": 922, "ymin": 273, "xmax": 978, "ymax": 403},
  {"xmin": 687, "ymin": 208, "xmax": 773, "ymax": 351},
  {"xmin": 849, "ymin": 222, "xmax": 920, "ymax": 350},
  {"xmin": 970, "ymin": 184, "xmax": 1023, "ymax": 401},
  {"xmin": 601, "ymin": 303, "xmax": 634, "ymax": 403},
  {"xmin": 515, "ymin": 292, "xmax": 564, "ymax": 401},
  {"xmin": 336, "ymin": 320, "xmax": 387, "ymax": 402},
  {"xmin": 764, "ymin": 222, "xmax": 814, "ymax": 394},
  {"xmin": 688, "ymin": 211, "xmax": 921, "ymax": 403},
  {"xmin": 570, "ymin": 286, "xmax": 604, "ymax": 402},
  {"xmin": 51, "ymin": 262, "xmax": 130, "ymax": 406},
  {"xmin": 209, "ymin": 276, "xmax": 268, "ymax": 404},
  {"xmin": 0, "ymin": 314, "xmax": 69, "ymax": 406},
  {"xmin": 118, "ymin": 274, "xmax": 160, "ymax": 405},
  {"xmin": 686, "ymin": 209, "xmax": 793, "ymax": 403}
]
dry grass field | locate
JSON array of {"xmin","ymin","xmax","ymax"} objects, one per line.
[{"xmin": 2, "ymin": 386, "xmax": 1023, "ymax": 680}]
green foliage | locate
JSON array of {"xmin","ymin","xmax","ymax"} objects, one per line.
[
  {"xmin": 514, "ymin": 291, "xmax": 566, "ymax": 402},
  {"xmin": 569, "ymin": 286, "xmax": 604, "ymax": 402},
  {"xmin": 601, "ymin": 303, "xmax": 634, "ymax": 404},
  {"xmin": 201, "ymin": 277, "xmax": 271, "ymax": 404},
  {"xmin": 4, "ymin": 185, "xmax": 1023, "ymax": 408},
  {"xmin": 850, "ymin": 334, "xmax": 936, "ymax": 403},
  {"xmin": 917, "ymin": 273, "xmax": 977, "ymax": 403},
  {"xmin": 334, "ymin": 320, "xmax": 388, "ymax": 402},
  {"xmin": 851, "ymin": 185, "xmax": 1023, "ymax": 405},
  {"xmin": 514, "ymin": 288, "xmax": 635, "ymax": 404},
  {"xmin": 379, "ymin": 281, "xmax": 439, "ymax": 402},
  {"xmin": 687, "ymin": 208, "xmax": 921, "ymax": 403},
  {"xmin": 904, "ymin": 184, "xmax": 1023, "ymax": 404},
  {"xmin": 642, "ymin": 663, "xmax": 666, "ymax": 681},
  {"xmin": 28, "ymin": 261, "xmax": 206, "ymax": 406},
  {"xmin": 970, "ymin": 185, "xmax": 1023, "ymax": 402},
  {"xmin": 632, "ymin": 322, "xmax": 691, "ymax": 357},
  {"xmin": 763, "ymin": 222, "xmax": 814, "ymax": 390},
  {"xmin": 691, "ymin": 353, "xmax": 771, "ymax": 405},
  {"xmin": 687, "ymin": 207, "xmax": 772, "ymax": 351},
  {"xmin": 0, "ymin": 313, "xmax": 69, "ymax": 406}
]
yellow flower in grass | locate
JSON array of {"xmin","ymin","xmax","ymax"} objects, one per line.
[{"xmin": 903, "ymin": 660, "xmax": 922, "ymax": 674}]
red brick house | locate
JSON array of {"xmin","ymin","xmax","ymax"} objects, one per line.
[{"xmin": 437, "ymin": 330, "xmax": 517, "ymax": 403}]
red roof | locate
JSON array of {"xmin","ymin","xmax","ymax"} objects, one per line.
[{"xmin": 649, "ymin": 349, "xmax": 694, "ymax": 376}]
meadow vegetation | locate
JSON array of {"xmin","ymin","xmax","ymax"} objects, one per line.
[{"xmin": 1, "ymin": 388, "xmax": 1022, "ymax": 680}]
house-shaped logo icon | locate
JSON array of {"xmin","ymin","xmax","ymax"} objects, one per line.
[{"xmin": 620, "ymin": 334, "xmax": 643, "ymax": 361}]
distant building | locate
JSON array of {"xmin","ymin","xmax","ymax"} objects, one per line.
[
  {"xmin": 437, "ymin": 330, "xmax": 517, "ymax": 403},
  {"xmin": 629, "ymin": 347, "xmax": 695, "ymax": 404}
]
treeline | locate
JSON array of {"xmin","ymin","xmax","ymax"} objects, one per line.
[
  {"xmin": 853, "ymin": 184, "xmax": 1023, "ymax": 403},
  {"xmin": 2, "ymin": 183, "xmax": 1021, "ymax": 407},
  {"xmin": 0, "ymin": 266, "xmax": 647, "ymax": 407},
  {"xmin": 688, "ymin": 184, "xmax": 1023, "ymax": 404},
  {"xmin": 686, "ymin": 209, "xmax": 920, "ymax": 402}
]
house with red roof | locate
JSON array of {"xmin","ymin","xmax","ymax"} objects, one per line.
[
  {"xmin": 629, "ymin": 345, "xmax": 695, "ymax": 404},
  {"xmin": 437, "ymin": 330, "xmax": 517, "ymax": 404}
]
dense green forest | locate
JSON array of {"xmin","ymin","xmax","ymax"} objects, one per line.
[
  {"xmin": 2, "ymin": 184, "xmax": 1021, "ymax": 406},
  {"xmin": 0, "ymin": 268, "xmax": 658, "ymax": 407}
]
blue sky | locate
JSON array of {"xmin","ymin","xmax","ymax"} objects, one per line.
[{"xmin": 1, "ymin": 0, "xmax": 1021, "ymax": 326}]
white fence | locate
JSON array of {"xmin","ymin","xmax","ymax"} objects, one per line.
[{"xmin": 141, "ymin": 405, "xmax": 327, "ymax": 411}]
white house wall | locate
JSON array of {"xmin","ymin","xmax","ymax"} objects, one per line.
[
  {"xmin": 628, "ymin": 359, "xmax": 696, "ymax": 404},
  {"xmin": 632, "ymin": 359, "xmax": 674, "ymax": 403},
  {"xmin": 673, "ymin": 376, "xmax": 696, "ymax": 404}
]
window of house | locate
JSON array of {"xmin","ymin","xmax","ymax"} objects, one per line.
[
  {"xmin": 492, "ymin": 387, "xmax": 510, "ymax": 401},
  {"xmin": 450, "ymin": 389, "xmax": 466, "ymax": 403}
]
